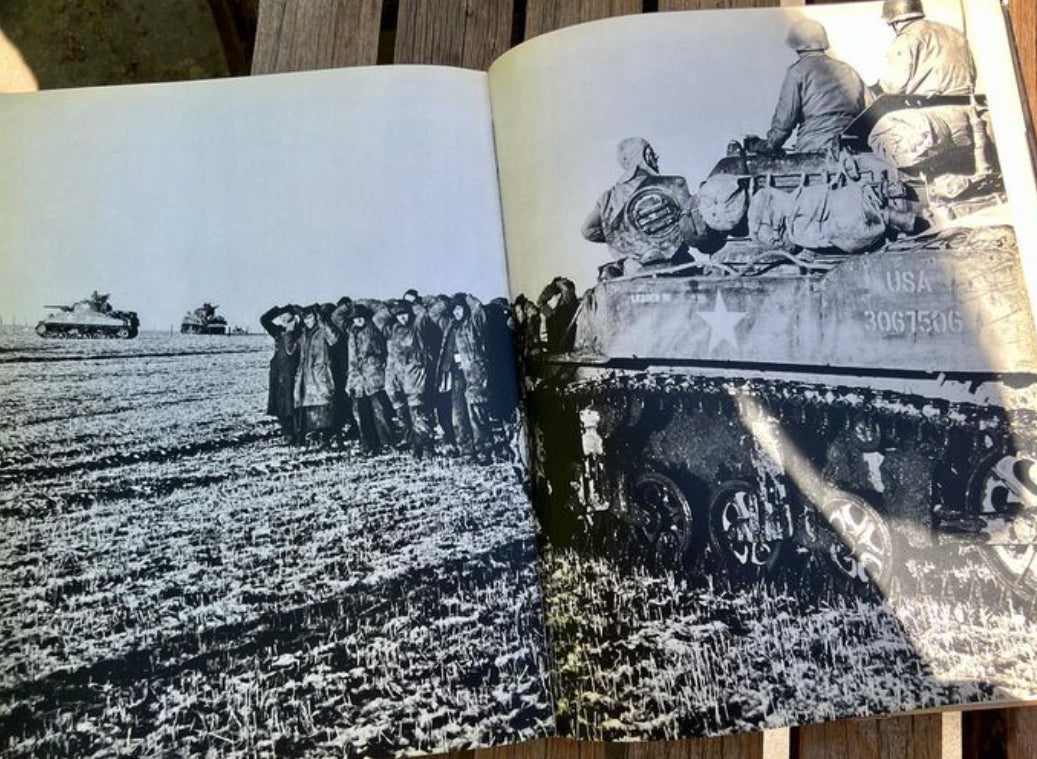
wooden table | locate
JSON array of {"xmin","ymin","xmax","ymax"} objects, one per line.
[{"xmin": 249, "ymin": 1, "xmax": 1037, "ymax": 757}]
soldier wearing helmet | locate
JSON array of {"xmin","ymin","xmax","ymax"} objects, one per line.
[
  {"xmin": 764, "ymin": 18, "xmax": 866, "ymax": 154},
  {"xmin": 581, "ymin": 137, "xmax": 712, "ymax": 270},
  {"xmin": 878, "ymin": 0, "xmax": 975, "ymax": 96}
]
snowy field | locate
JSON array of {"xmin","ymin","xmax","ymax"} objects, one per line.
[
  {"xmin": 0, "ymin": 334, "xmax": 553, "ymax": 758},
  {"xmin": 543, "ymin": 544, "xmax": 1037, "ymax": 740}
]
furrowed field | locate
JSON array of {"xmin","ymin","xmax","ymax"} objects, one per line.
[
  {"xmin": 0, "ymin": 334, "xmax": 553, "ymax": 758},
  {"xmin": 543, "ymin": 543, "xmax": 1037, "ymax": 740}
]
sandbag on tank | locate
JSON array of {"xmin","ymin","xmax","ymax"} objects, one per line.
[
  {"xmin": 748, "ymin": 176, "xmax": 888, "ymax": 253},
  {"xmin": 698, "ymin": 174, "xmax": 748, "ymax": 232},
  {"xmin": 747, "ymin": 184, "xmax": 795, "ymax": 250},
  {"xmin": 823, "ymin": 181, "xmax": 887, "ymax": 251},
  {"xmin": 868, "ymin": 105, "xmax": 973, "ymax": 169}
]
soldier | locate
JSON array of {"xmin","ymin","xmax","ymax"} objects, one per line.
[
  {"xmin": 346, "ymin": 304, "xmax": 396, "ymax": 456},
  {"xmin": 440, "ymin": 294, "xmax": 493, "ymax": 465},
  {"xmin": 764, "ymin": 19, "xmax": 866, "ymax": 154},
  {"xmin": 536, "ymin": 277, "xmax": 578, "ymax": 353},
  {"xmin": 427, "ymin": 294, "xmax": 462, "ymax": 455},
  {"xmin": 293, "ymin": 304, "xmax": 340, "ymax": 448},
  {"xmin": 385, "ymin": 299, "xmax": 436, "ymax": 459},
  {"xmin": 513, "ymin": 294, "xmax": 541, "ymax": 361},
  {"xmin": 484, "ymin": 296, "xmax": 521, "ymax": 427},
  {"xmin": 877, "ymin": 0, "xmax": 975, "ymax": 96},
  {"xmin": 260, "ymin": 304, "xmax": 301, "ymax": 444},
  {"xmin": 90, "ymin": 291, "xmax": 112, "ymax": 313},
  {"xmin": 581, "ymin": 137, "xmax": 712, "ymax": 269},
  {"xmin": 329, "ymin": 297, "xmax": 358, "ymax": 444}
]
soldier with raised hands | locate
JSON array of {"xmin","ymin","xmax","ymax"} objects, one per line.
[{"xmin": 385, "ymin": 299, "xmax": 437, "ymax": 459}]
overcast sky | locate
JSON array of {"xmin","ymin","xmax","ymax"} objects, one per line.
[
  {"xmin": 490, "ymin": 0, "xmax": 976, "ymax": 298},
  {"xmin": 0, "ymin": 67, "xmax": 506, "ymax": 330}
]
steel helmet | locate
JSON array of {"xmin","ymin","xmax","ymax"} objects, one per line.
[
  {"xmin": 786, "ymin": 19, "xmax": 829, "ymax": 52},
  {"xmin": 881, "ymin": 0, "xmax": 925, "ymax": 24}
]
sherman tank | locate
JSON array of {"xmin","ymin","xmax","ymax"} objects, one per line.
[
  {"xmin": 35, "ymin": 292, "xmax": 139, "ymax": 339},
  {"xmin": 528, "ymin": 95, "xmax": 1037, "ymax": 599},
  {"xmin": 180, "ymin": 303, "xmax": 228, "ymax": 335}
]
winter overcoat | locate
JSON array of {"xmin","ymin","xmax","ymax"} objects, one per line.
[
  {"xmin": 452, "ymin": 306, "xmax": 491, "ymax": 405},
  {"xmin": 347, "ymin": 318, "xmax": 388, "ymax": 397},
  {"xmin": 260, "ymin": 306, "xmax": 300, "ymax": 420},
  {"xmin": 294, "ymin": 321, "xmax": 339, "ymax": 408},
  {"xmin": 386, "ymin": 314, "xmax": 435, "ymax": 397}
]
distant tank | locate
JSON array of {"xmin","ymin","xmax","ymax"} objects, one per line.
[
  {"xmin": 180, "ymin": 303, "xmax": 228, "ymax": 335},
  {"xmin": 35, "ymin": 292, "xmax": 139, "ymax": 339},
  {"xmin": 528, "ymin": 95, "xmax": 1037, "ymax": 599}
]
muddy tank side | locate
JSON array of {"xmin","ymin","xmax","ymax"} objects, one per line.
[{"xmin": 571, "ymin": 228, "xmax": 1037, "ymax": 378}]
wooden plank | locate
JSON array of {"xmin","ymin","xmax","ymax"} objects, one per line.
[
  {"xmin": 1007, "ymin": 0, "xmax": 1037, "ymax": 124},
  {"xmin": 941, "ymin": 712, "xmax": 961, "ymax": 759},
  {"xmin": 523, "ymin": 0, "xmax": 642, "ymax": 40},
  {"xmin": 624, "ymin": 735, "xmax": 764, "ymax": 759},
  {"xmin": 796, "ymin": 714, "xmax": 944, "ymax": 759},
  {"xmin": 251, "ymin": 0, "xmax": 383, "ymax": 74},
  {"xmin": 393, "ymin": 0, "xmax": 513, "ymax": 69},
  {"xmin": 964, "ymin": 705, "xmax": 1037, "ymax": 759},
  {"xmin": 1005, "ymin": 706, "xmax": 1037, "ymax": 759},
  {"xmin": 660, "ymin": 1, "xmax": 781, "ymax": 9}
]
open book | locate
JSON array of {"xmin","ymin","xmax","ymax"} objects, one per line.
[{"xmin": 3, "ymin": 0, "xmax": 1037, "ymax": 755}]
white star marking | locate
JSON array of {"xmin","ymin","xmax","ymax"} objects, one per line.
[{"xmin": 697, "ymin": 290, "xmax": 747, "ymax": 352}]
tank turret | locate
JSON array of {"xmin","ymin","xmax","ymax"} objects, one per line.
[
  {"xmin": 180, "ymin": 302, "xmax": 228, "ymax": 335},
  {"xmin": 35, "ymin": 292, "xmax": 139, "ymax": 339},
  {"xmin": 528, "ymin": 95, "xmax": 1037, "ymax": 601}
]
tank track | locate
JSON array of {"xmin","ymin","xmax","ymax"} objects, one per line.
[
  {"xmin": 36, "ymin": 323, "xmax": 138, "ymax": 339},
  {"xmin": 530, "ymin": 369, "xmax": 1037, "ymax": 597}
]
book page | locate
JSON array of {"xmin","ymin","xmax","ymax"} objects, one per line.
[
  {"xmin": 490, "ymin": 0, "xmax": 1037, "ymax": 740},
  {"xmin": 0, "ymin": 66, "xmax": 553, "ymax": 756}
]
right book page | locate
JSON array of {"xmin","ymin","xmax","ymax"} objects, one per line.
[{"xmin": 490, "ymin": 0, "xmax": 1037, "ymax": 741}]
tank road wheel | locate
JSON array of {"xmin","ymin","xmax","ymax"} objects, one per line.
[
  {"xmin": 708, "ymin": 481, "xmax": 785, "ymax": 579},
  {"xmin": 969, "ymin": 449, "xmax": 1037, "ymax": 600},
  {"xmin": 116, "ymin": 327, "xmax": 130, "ymax": 339},
  {"xmin": 629, "ymin": 471, "xmax": 695, "ymax": 571},
  {"xmin": 822, "ymin": 493, "xmax": 894, "ymax": 589},
  {"xmin": 35, "ymin": 323, "xmax": 49, "ymax": 337}
]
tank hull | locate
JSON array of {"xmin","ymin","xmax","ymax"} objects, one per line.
[
  {"xmin": 573, "ymin": 226, "xmax": 1036, "ymax": 377},
  {"xmin": 35, "ymin": 310, "xmax": 139, "ymax": 339},
  {"xmin": 180, "ymin": 304, "xmax": 228, "ymax": 335},
  {"xmin": 531, "ymin": 224, "xmax": 1037, "ymax": 598},
  {"xmin": 180, "ymin": 321, "xmax": 228, "ymax": 335}
]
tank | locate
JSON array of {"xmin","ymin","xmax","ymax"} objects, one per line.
[
  {"xmin": 180, "ymin": 303, "xmax": 228, "ymax": 335},
  {"xmin": 35, "ymin": 292, "xmax": 140, "ymax": 339},
  {"xmin": 528, "ymin": 95, "xmax": 1037, "ymax": 600}
]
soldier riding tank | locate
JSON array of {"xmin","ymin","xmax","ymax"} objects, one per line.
[
  {"xmin": 35, "ymin": 291, "xmax": 140, "ymax": 339},
  {"xmin": 528, "ymin": 95, "xmax": 1037, "ymax": 600},
  {"xmin": 180, "ymin": 303, "xmax": 228, "ymax": 335}
]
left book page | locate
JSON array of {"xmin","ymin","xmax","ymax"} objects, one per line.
[{"xmin": 0, "ymin": 67, "xmax": 553, "ymax": 757}]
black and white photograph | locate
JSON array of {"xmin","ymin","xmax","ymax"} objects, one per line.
[
  {"xmin": 5, "ymin": 0, "xmax": 1037, "ymax": 756},
  {"xmin": 0, "ymin": 68, "xmax": 553, "ymax": 757},
  {"xmin": 490, "ymin": 0, "xmax": 1037, "ymax": 741}
]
